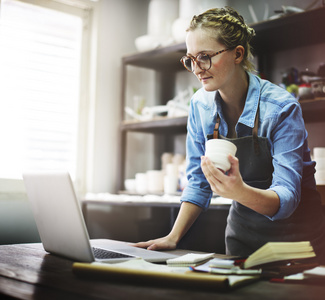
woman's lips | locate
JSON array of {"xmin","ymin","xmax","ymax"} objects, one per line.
[{"xmin": 200, "ymin": 76, "xmax": 212, "ymax": 83}]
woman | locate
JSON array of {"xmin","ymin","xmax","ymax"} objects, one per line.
[{"xmin": 135, "ymin": 7, "xmax": 325, "ymax": 263}]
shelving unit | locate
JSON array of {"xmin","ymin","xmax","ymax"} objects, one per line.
[
  {"xmin": 117, "ymin": 7, "xmax": 325, "ymax": 193},
  {"xmin": 251, "ymin": 7, "xmax": 325, "ymax": 52},
  {"xmin": 117, "ymin": 44, "xmax": 187, "ymax": 192},
  {"xmin": 250, "ymin": 7, "xmax": 325, "ymax": 78}
]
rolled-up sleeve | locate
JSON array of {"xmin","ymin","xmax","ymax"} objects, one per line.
[
  {"xmin": 180, "ymin": 97, "xmax": 213, "ymax": 210},
  {"xmin": 266, "ymin": 101, "xmax": 306, "ymax": 220}
]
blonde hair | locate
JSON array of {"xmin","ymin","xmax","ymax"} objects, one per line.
[{"xmin": 187, "ymin": 7, "xmax": 256, "ymax": 72}]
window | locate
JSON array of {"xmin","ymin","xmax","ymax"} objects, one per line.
[{"xmin": 0, "ymin": 0, "xmax": 92, "ymax": 188}]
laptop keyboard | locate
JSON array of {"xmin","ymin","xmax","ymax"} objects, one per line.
[{"xmin": 92, "ymin": 247, "xmax": 134, "ymax": 259}]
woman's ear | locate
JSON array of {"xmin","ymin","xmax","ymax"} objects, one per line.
[{"xmin": 234, "ymin": 45, "xmax": 245, "ymax": 64}]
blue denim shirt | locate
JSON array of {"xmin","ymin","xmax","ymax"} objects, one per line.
[{"xmin": 180, "ymin": 72, "xmax": 316, "ymax": 221}]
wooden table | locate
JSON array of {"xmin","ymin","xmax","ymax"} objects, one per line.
[{"xmin": 0, "ymin": 240, "xmax": 324, "ymax": 300}]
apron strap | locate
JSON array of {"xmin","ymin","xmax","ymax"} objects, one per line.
[
  {"xmin": 213, "ymin": 116, "xmax": 220, "ymax": 139},
  {"xmin": 206, "ymin": 115, "xmax": 220, "ymax": 140},
  {"xmin": 207, "ymin": 105, "xmax": 260, "ymax": 153},
  {"xmin": 253, "ymin": 107, "xmax": 260, "ymax": 155}
]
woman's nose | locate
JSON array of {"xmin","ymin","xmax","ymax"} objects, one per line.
[{"xmin": 193, "ymin": 62, "xmax": 203, "ymax": 76}]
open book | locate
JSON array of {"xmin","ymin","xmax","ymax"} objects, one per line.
[
  {"xmin": 193, "ymin": 241, "xmax": 318, "ymax": 278},
  {"xmin": 242, "ymin": 241, "xmax": 316, "ymax": 269}
]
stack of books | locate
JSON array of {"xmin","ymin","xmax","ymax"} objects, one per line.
[{"xmin": 192, "ymin": 241, "xmax": 318, "ymax": 277}]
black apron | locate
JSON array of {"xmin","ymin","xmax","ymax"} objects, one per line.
[{"xmin": 208, "ymin": 109, "xmax": 325, "ymax": 263}]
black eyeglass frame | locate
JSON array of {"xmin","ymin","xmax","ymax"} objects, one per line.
[{"xmin": 180, "ymin": 48, "xmax": 230, "ymax": 72}]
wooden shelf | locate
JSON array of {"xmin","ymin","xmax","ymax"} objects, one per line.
[
  {"xmin": 251, "ymin": 7, "xmax": 325, "ymax": 54},
  {"xmin": 121, "ymin": 116, "xmax": 187, "ymax": 134},
  {"xmin": 122, "ymin": 43, "xmax": 186, "ymax": 71},
  {"xmin": 300, "ymin": 98, "xmax": 325, "ymax": 123},
  {"xmin": 119, "ymin": 98, "xmax": 325, "ymax": 133}
]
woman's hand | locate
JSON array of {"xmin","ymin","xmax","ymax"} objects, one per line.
[
  {"xmin": 133, "ymin": 235, "xmax": 177, "ymax": 251},
  {"xmin": 201, "ymin": 154, "xmax": 245, "ymax": 200},
  {"xmin": 201, "ymin": 154, "xmax": 280, "ymax": 216},
  {"xmin": 133, "ymin": 202, "xmax": 202, "ymax": 251}
]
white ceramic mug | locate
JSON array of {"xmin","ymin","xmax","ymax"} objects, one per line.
[
  {"xmin": 135, "ymin": 173, "xmax": 148, "ymax": 194},
  {"xmin": 205, "ymin": 139, "xmax": 237, "ymax": 172},
  {"xmin": 164, "ymin": 175, "xmax": 178, "ymax": 194},
  {"xmin": 314, "ymin": 147, "xmax": 325, "ymax": 159},
  {"xmin": 147, "ymin": 170, "xmax": 164, "ymax": 193},
  {"xmin": 315, "ymin": 170, "xmax": 325, "ymax": 185},
  {"xmin": 315, "ymin": 158, "xmax": 325, "ymax": 171}
]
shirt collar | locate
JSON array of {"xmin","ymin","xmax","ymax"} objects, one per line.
[
  {"xmin": 214, "ymin": 72, "xmax": 261, "ymax": 130},
  {"xmin": 239, "ymin": 72, "xmax": 261, "ymax": 128}
]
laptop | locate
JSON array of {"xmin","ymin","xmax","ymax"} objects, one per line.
[{"xmin": 23, "ymin": 171, "xmax": 177, "ymax": 263}]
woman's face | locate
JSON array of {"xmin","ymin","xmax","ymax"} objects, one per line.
[{"xmin": 186, "ymin": 28, "xmax": 236, "ymax": 92}]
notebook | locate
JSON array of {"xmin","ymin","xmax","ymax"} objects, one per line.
[
  {"xmin": 22, "ymin": 171, "xmax": 177, "ymax": 263},
  {"xmin": 166, "ymin": 253, "xmax": 215, "ymax": 267}
]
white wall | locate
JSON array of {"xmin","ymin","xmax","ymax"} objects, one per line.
[{"xmin": 87, "ymin": 0, "xmax": 150, "ymax": 193}]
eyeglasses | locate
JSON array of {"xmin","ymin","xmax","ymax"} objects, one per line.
[{"xmin": 180, "ymin": 49, "xmax": 229, "ymax": 72}]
